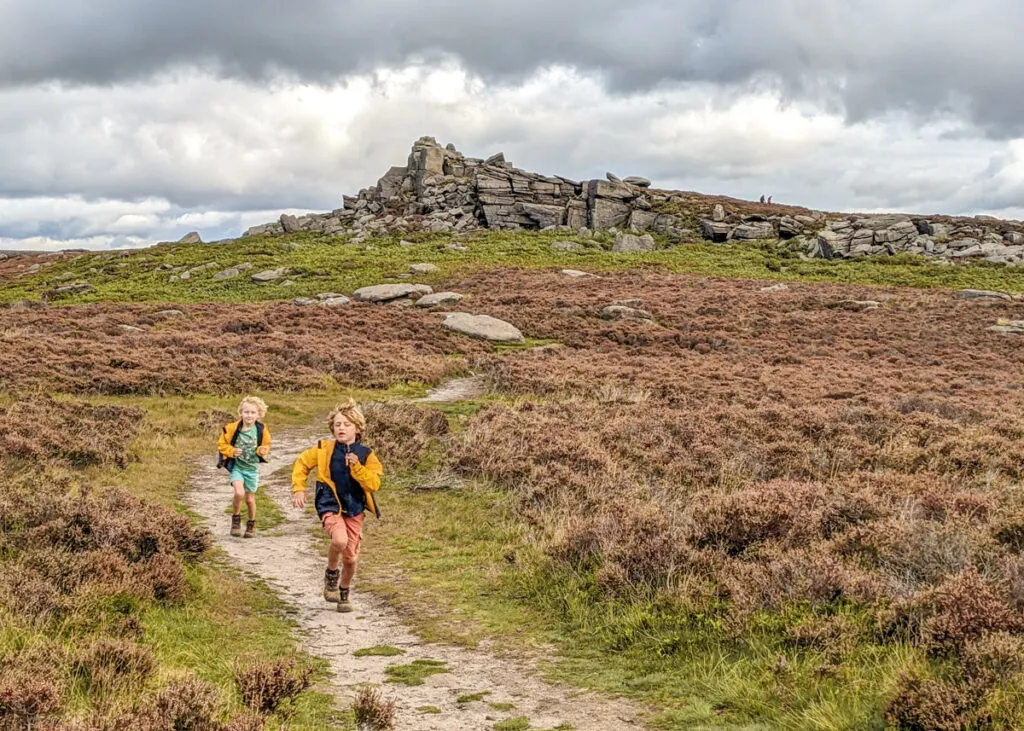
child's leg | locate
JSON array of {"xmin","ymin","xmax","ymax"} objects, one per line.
[
  {"xmin": 244, "ymin": 492, "xmax": 256, "ymax": 521},
  {"xmin": 340, "ymin": 514, "xmax": 365, "ymax": 588},
  {"xmin": 326, "ymin": 517, "xmax": 348, "ymax": 572},
  {"xmin": 231, "ymin": 481, "xmax": 245, "ymax": 514}
]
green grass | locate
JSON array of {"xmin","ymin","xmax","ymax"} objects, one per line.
[
  {"xmin": 417, "ymin": 705, "xmax": 441, "ymax": 714},
  {"xmin": 383, "ymin": 659, "xmax": 448, "ymax": 686},
  {"xmin": 353, "ymin": 645, "xmax": 406, "ymax": 658},
  {"xmin": 489, "ymin": 702, "xmax": 518, "ymax": 711},
  {"xmin": 493, "ymin": 717, "xmax": 531, "ymax": 731},
  {"xmin": 456, "ymin": 691, "xmax": 491, "ymax": 704},
  {"xmin": 7, "ymin": 229, "xmax": 1024, "ymax": 306},
  {"xmin": 143, "ymin": 566, "xmax": 338, "ymax": 729},
  {"xmin": 223, "ymin": 488, "xmax": 286, "ymax": 530}
]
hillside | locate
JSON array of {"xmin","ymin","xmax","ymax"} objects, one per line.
[{"xmin": 2, "ymin": 139, "xmax": 1024, "ymax": 730}]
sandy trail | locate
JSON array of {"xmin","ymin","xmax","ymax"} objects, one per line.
[{"xmin": 186, "ymin": 422, "xmax": 646, "ymax": 730}]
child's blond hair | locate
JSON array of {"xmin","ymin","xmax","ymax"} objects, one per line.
[
  {"xmin": 327, "ymin": 397, "xmax": 366, "ymax": 436},
  {"xmin": 238, "ymin": 395, "xmax": 268, "ymax": 419}
]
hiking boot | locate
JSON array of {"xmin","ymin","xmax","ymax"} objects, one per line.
[
  {"xmin": 337, "ymin": 587, "xmax": 353, "ymax": 613},
  {"xmin": 323, "ymin": 569, "xmax": 340, "ymax": 603},
  {"xmin": 244, "ymin": 520, "xmax": 256, "ymax": 539},
  {"xmin": 230, "ymin": 514, "xmax": 242, "ymax": 537}
]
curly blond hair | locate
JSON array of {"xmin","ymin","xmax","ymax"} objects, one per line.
[
  {"xmin": 327, "ymin": 397, "xmax": 366, "ymax": 436},
  {"xmin": 238, "ymin": 395, "xmax": 268, "ymax": 419}
]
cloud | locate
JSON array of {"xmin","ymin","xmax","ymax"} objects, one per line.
[
  {"xmin": 3, "ymin": 1, "xmax": 1024, "ymax": 136},
  {"xmin": 3, "ymin": 59, "xmax": 1024, "ymax": 250}
]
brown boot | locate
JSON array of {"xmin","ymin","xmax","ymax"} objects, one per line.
[
  {"xmin": 244, "ymin": 520, "xmax": 256, "ymax": 538},
  {"xmin": 230, "ymin": 514, "xmax": 242, "ymax": 537},
  {"xmin": 323, "ymin": 569, "xmax": 340, "ymax": 603},
  {"xmin": 337, "ymin": 587, "xmax": 353, "ymax": 613}
]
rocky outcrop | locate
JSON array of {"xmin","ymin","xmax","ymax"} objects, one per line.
[
  {"xmin": 241, "ymin": 136, "xmax": 1024, "ymax": 267},
  {"xmin": 244, "ymin": 136, "xmax": 689, "ymax": 242}
]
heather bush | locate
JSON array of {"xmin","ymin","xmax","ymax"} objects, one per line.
[
  {"xmin": 71, "ymin": 638, "xmax": 155, "ymax": 697},
  {"xmin": 233, "ymin": 655, "xmax": 314, "ymax": 719},
  {"xmin": 0, "ymin": 302, "xmax": 486, "ymax": 396},
  {"xmin": 0, "ymin": 397, "xmax": 142, "ymax": 468},
  {"xmin": 352, "ymin": 686, "xmax": 396, "ymax": 730},
  {"xmin": 361, "ymin": 402, "xmax": 449, "ymax": 472},
  {"xmin": 884, "ymin": 671, "xmax": 989, "ymax": 731}
]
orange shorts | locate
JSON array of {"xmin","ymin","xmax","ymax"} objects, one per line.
[{"xmin": 321, "ymin": 512, "xmax": 365, "ymax": 563}]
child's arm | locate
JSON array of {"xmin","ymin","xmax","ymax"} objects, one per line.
[
  {"xmin": 217, "ymin": 425, "xmax": 236, "ymax": 459},
  {"xmin": 290, "ymin": 445, "xmax": 319, "ymax": 508},
  {"xmin": 350, "ymin": 451, "xmax": 383, "ymax": 494},
  {"xmin": 256, "ymin": 426, "xmax": 271, "ymax": 458}
]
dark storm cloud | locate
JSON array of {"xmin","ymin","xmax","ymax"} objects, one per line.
[{"xmin": 2, "ymin": 1, "xmax": 1023, "ymax": 135}]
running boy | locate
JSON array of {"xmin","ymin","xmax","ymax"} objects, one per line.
[
  {"xmin": 291, "ymin": 398, "xmax": 383, "ymax": 612},
  {"xmin": 217, "ymin": 396, "xmax": 272, "ymax": 538}
]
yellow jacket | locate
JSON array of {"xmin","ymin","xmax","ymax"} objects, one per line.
[
  {"xmin": 216, "ymin": 420, "xmax": 271, "ymax": 471},
  {"xmin": 291, "ymin": 439, "xmax": 383, "ymax": 519}
]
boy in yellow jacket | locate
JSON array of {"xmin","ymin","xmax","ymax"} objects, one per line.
[
  {"xmin": 291, "ymin": 398, "xmax": 383, "ymax": 612},
  {"xmin": 217, "ymin": 396, "xmax": 271, "ymax": 538}
]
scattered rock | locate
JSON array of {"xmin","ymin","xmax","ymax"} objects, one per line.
[
  {"xmin": 989, "ymin": 318, "xmax": 1024, "ymax": 334},
  {"xmin": 280, "ymin": 214, "xmax": 301, "ymax": 233},
  {"xmin": 712, "ymin": 204, "xmax": 726, "ymax": 222},
  {"xmin": 829, "ymin": 300, "xmax": 882, "ymax": 312},
  {"xmin": 623, "ymin": 176, "xmax": 651, "ymax": 187},
  {"xmin": 353, "ymin": 283, "xmax": 433, "ymax": 302},
  {"xmin": 42, "ymin": 282, "xmax": 95, "ymax": 301},
  {"xmin": 611, "ymin": 232, "xmax": 655, "ymax": 253},
  {"xmin": 552, "ymin": 241, "xmax": 584, "ymax": 252},
  {"xmin": 213, "ymin": 263, "xmax": 253, "ymax": 280},
  {"xmin": 398, "ymin": 240, "xmax": 415, "ymax": 247},
  {"xmin": 320, "ymin": 296, "xmax": 351, "ymax": 307},
  {"xmin": 958, "ymin": 289, "xmax": 1012, "ymax": 301},
  {"xmin": 315, "ymin": 292, "xmax": 346, "ymax": 300},
  {"xmin": 251, "ymin": 267, "xmax": 289, "ymax": 283},
  {"xmin": 292, "ymin": 297, "xmax": 317, "ymax": 306},
  {"xmin": 118, "ymin": 324, "xmax": 144, "ymax": 332},
  {"xmin": 409, "ymin": 263, "xmax": 439, "ymax": 274},
  {"xmin": 561, "ymin": 269, "xmax": 591, "ymax": 277},
  {"xmin": 155, "ymin": 309, "xmax": 185, "ymax": 317},
  {"xmin": 416, "ymin": 292, "xmax": 464, "ymax": 308},
  {"xmin": 760, "ymin": 283, "xmax": 790, "ymax": 293},
  {"xmin": 442, "ymin": 313, "xmax": 525, "ymax": 343},
  {"xmin": 178, "ymin": 231, "xmax": 202, "ymax": 244},
  {"xmin": 600, "ymin": 305, "xmax": 653, "ymax": 320}
]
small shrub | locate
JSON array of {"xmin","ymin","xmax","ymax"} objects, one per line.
[
  {"xmin": 72, "ymin": 637, "xmax": 155, "ymax": 697},
  {"xmin": 0, "ymin": 662, "xmax": 62, "ymax": 725},
  {"xmin": 147, "ymin": 677, "xmax": 223, "ymax": 731},
  {"xmin": 352, "ymin": 686, "xmax": 396, "ymax": 730},
  {"xmin": 234, "ymin": 655, "xmax": 314, "ymax": 718},
  {"xmin": 884, "ymin": 672, "xmax": 987, "ymax": 731}
]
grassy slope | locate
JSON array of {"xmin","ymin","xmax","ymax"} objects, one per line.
[
  {"xmin": 8, "ymin": 230, "xmax": 1024, "ymax": 729},
  {"xmin": 4, "ymin": 229, "xmax": 1024, "ymax": 306}
]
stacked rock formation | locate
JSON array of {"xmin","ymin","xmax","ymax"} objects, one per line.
[{"xmin": 242, "ymin": 136, "xmax": 1024, "ymax": 266}]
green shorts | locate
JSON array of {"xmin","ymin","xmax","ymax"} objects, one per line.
[{"xmin": 230, "ymin": 467, "xmax": 260, "ymax": 493}]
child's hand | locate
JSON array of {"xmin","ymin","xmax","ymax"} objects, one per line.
[
  {"xmin": 256, "ymin": 446, "xmax": 269, "ymax": 457},
  {"xmin": 345, "ymin": 453, "xmax": 359, "ymax": 467},
  {"xmin": 292, "ymin": 492, "xmax": 306, "ymax": 509},
  {"xmin": 232, "ymin": 448, "xmax": 242, "ymax": 457}
]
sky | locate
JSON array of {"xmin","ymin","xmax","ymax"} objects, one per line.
[{"xmin": 2, "ymin": 0, "xmax": 1024, "ymax": 251}]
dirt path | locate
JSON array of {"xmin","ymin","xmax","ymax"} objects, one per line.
[{"xmin": 186, "ymin": 427, "xmax": 647, "ymax": 729}]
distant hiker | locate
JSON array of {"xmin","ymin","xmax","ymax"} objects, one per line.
[
  {"xmin": 291, "ymin": 398, "xmax": 384, "ymax": 613},
  {"xmin": 217, "ymin": 396, "xmax": 272, "ymax": 539},
  {"xmin": 759, "ymin": 194, "xmax": 765, "ymax": 204},
  {"xmin": 767, "ymin": 195, "xmax": 773, "ymax": 205}
]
